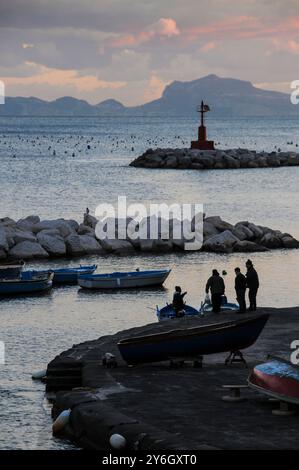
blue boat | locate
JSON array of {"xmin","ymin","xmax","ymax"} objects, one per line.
[
  {"xmin": 118, "ymin": 313, "xmax": 269, "ymax": 365},
  {"xmin": 24, "ymin": 264, "xmax": 97, "ymax": 284},
  {"xmin": 0, "ymin": 272, "xmax": 53, "ymax": 295},
  {"xmin": 78, "ymin": 269, "xmax": 171, "ymax": 289},
  {"xmin": 157, "ymin": 304, "xmax": 200, "ymax": 321},
  {"xmin": 0, "ymin": 262, "xmax": 24, "ymax": 279},
  {"xmin": 157, "ymin": 295, "xmax": 239, "ymax": 321}
]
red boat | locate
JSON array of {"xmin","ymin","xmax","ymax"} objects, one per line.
[{"xmin": 248, "ymin": 357, "xmax": 299, "ymax": 405}]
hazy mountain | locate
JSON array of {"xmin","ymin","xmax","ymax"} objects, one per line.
[{"xmin": 1, "ymin": 75, "xmax": 298, "ymax": 117}]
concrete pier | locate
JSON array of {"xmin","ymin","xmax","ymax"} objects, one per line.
[{"xmin": 46, "ymin": 307, "xmax": 299, "ymax": 450}]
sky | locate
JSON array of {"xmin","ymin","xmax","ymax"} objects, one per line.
[{"xmin": 1, "ymin": 0, "xmax": 299, "ymax": 105}]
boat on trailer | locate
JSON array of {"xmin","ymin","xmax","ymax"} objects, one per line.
[
  {"xmin": 25, "ymin": 264, "xmax": 97, "ymax": 284},
  {"xmin": 118, "ymin": 313, "xmax": 269, "ymax": 365},
  {"xmin": 78, "ymin": 269, "xmax": 171, "ymax": 290},
  {"xmin": 0, "ymin": 272, "xmax": 53, "ymax": 295},
  {"xmin": 248, "ymin": 356, "xmax": 299, "ymax": 405}
]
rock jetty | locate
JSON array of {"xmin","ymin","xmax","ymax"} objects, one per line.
[
  {"xmin": 0, "ymin": 213, "xmax": 298, "ymax": 260},
  {"xmin": 46, "ymin": 307, "xmax": 299, "ymax": 450},
  {"xmin": 130, "ymin": 148, "xmax": 299, "ymax": 170},
  {"xmin": 1, "ymin": 213, "xmax": 299, "ymax": 260}
]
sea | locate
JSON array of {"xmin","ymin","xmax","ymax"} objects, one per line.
[{"xmin": 0, "ymin": 115, "xmax": 298, "ymax": 449}]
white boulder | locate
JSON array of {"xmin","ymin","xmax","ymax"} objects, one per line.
[
  {"xmin": 9, "ymin": 241, "xmax": 49, "ymax": 259},
  {"xmin": 65, "ymin": 234, "xmax": 104, "ymax": 255},
  {"xmin": 32, "ymin": 219, "xmax": 75, "ymax": 238},
  {"xmin": 37, "ymin": 232, "xmax": 66, "ymax": 256},
  {"xmin": 99, "ymin": 238, "xmax": 135, "ymax": 254},
  {"xmin": 13, "ymin": 230, "xmax": 37, "ymax": 244},
  {"xmin": 0, "ymin": 225, "xmax": 8, "ymax": 252},
  {"xmin": 203, "ymin": 230, "xmax": 239, "ymax": 253}
]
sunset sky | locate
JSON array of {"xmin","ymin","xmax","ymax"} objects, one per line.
[{"xmin": 1, "ymin": 0, "xmax": 299, "ymax": 105}]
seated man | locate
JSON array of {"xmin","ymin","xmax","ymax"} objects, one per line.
[{"xmin": 172, "ymin": 286, "xmax": 187, "ymax": 317}]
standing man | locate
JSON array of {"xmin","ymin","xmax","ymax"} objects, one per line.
[
  {"xmin": 234, "ymin": 267, "xmax": 247, "ymax": 313},
  {"xmin": 245, "ymin": 259, "xmax": 259, "ymax": 311},
  {"xmin": 206, "ymin": 269, "xmax": 225, "ymax": 313}
]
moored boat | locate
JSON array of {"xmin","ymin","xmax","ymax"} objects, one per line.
[
  {"xmin": 248, "ymin": 357, "xmax": 299, "ymax": 405},
  {"xmin": 200, "ymin": 295, "xmax": 239, "ymax": 314},
  {"xmin": 23, "ymin": 264, "xmax": 97, "ymax": 284},
  {"xmin": 157, "ymin": 304, "xmax": 200, "ymax": 321},
  {"xmin": 118, "ymin": 313, "xmax": 269, "ymax": 365},
  {"xmin": 78, "ymin": 269, "xmax": 171, "ymax": 289},
  {"xmin": 0, "ymin": 272, "xmax": 53, "ymax": 295},
  {"xmin": 0, "ymin": 261, "xmax": 25, "ymax": 279}
]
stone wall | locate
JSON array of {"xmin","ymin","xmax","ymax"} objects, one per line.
[
  {"xmin": 130, "ymin": 148, "xmax": 299, "ymax": 170},
  {"xmin": 0, "ymin": 213, "xmax": 298, "ymax": 260}
]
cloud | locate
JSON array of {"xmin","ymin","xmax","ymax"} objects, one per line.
[
  {"xmin": 152, "ymin": 18, "xmax": 180, "ymax": 37},
  {"xmin": 200, "ymin": 42, "xmax": 217, "ymax": 53},
  {"xmin": 22, "ymin": 43, "xmax": 34, "ymax": 49},
  {"xmin": 3, "ymin": 62, "xmax": 126, "ymax": 92},
  {"xmin": 2, "ymin": 1, "xmax": 299, "ymax": 105},
  {"xmin": 143, "ymin": 75, "xmax": 168, "ymax": 102},
  {"xmin": 272, "ymin": 38, "xmax": 299, "ymax": 55},
  {"xmin": 108, "ymin": 17, "xmax": 180, "ymax": 48}
]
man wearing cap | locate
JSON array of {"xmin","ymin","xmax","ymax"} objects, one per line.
[
  {"xmin": 245, "ymin": 259, "xmax": 259, "ymax": 311},
  {"xmin": 205, "ymin": 269, "xmax": 225, "ymax": 313}
]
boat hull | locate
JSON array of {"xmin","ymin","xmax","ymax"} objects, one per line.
[
  {"xmin": 24, "ymin": 265, "xmax": 97, "ymax": 285},
  {"xmin": 248, "ymin": 359, "xmax": 299, "ymax": 405},
  {"xmin": 118, "ymin": 314, "xmax": 269, "ymax": 364},
  {"xmin": 78, "ymin": 269, "xmax": 170, "ymax": 289},
  {"xmin": 0, "ymin": 278, "xmax": 52, "ymax": 295},
  {"xmin": 0, "ymin": 264, "xmax": 24, "ymax": 279},
  {"xmin": 157, "ymin": 304, "xmax": 200, "ymax": 321}
]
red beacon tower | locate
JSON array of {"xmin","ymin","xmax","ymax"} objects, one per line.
[{"xmin": 191, "ymin": 101, "xmax": 215, "ymax": 150}]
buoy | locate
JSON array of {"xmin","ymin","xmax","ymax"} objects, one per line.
[
  {"xmin": 52, "ymin": 409, "xmax": 71, "ymax": 434},
  {"xmin": 31, "ymin": 369, "xmax": 47, "ymax": 380},
  {"xmin": 109, "ymin": 433, "xmax": 127, "ymax": 450}
]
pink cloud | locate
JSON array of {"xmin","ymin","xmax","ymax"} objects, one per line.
[
  {"xmin": 272, "ymin": 38, "xmax": 299, "ymax": 54},
  {"xmin": 2, "ymin": 63, "xmax": 127, "ymax": 92},
  {"xmin": 200, "ymin": 41, "xmax": 217, "ymax": 53},
  {"xmin": 108, "ymin": 17, "xmax": 180, "ymax": 48},
  {"xmin": 153, "ymin": 18, "xmax": 180, "ymax": 37},
  {"xmin": 186, "ymin": 15, "xmax": 299, "ymax": 41}
]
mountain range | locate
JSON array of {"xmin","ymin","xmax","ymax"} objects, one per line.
[{"xmin": 1, "ymin": 74, "xmax": 298, "ymax": 117}]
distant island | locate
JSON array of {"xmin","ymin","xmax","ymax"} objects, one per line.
[{"xmin": 1, "ymin": 74, "xmax": 298, "ymax": 117}]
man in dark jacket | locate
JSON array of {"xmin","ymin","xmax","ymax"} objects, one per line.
[
  {"xmin": 245, "ymin": 259, "xmax": 259, "ymax": 311},
  {"xmin": 206, "ymin": 269, "xmax": 225, "ymax": 313},
  {"xmin": 234, "ymin": 267, "xmax": 247, "ymax": 313},
  {"xmin": 172, "ymin": 286, "xmax": 187, "ymax": 317}
]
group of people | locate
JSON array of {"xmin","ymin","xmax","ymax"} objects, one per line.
[
  {"xmin": 205, "ymin": 259, "xmax": 259, "ymax": 313},
  {"xmin": 172, "ymin": 259, "xmax": 259, "ymax": 316}
]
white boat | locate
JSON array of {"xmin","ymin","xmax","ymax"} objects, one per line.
[
  {"xmin": 78, "ymin": 269, "xmax": 171, "ymax": 289},
  {"xmin": 200, "ymin": 295, "xmax": 239, "ymax": 314}
]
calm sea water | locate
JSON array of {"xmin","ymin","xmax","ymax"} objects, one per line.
[{"xmin": 0, "ymin": 116, "xmax": 299, "ymax": 449}]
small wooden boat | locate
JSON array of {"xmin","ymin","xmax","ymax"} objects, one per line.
[
  {"xmin": 157, "ymin": 304, "xmax": 200, "ymax": 321},
  {"xmin": 118, "ymin": 313, "xmax": 269, "ymax": 365},
  {"xmin": 24, "ymin": 264, "xmax": 97, "ymax": 284},
  {"xmin": 200, "ymin": 295, "xmax": 239, "ymax": 314},
  {"xmin": 0, "ymin": 261, "xmax": 25, "ymax": 279},
  {"xmin": 248, "ymin": 357, "xmax": 299, "ymax": 405},
  {"xmin": 78, "ymin": 269, "xmax": 171, "ymax": 290},
  {"xmin": 0, "ymin": 272, "xmax": 53, "ymax": 295},
  {"xmin": 157, "ymin": 295, "xmax": 239, "ymax": 321}
]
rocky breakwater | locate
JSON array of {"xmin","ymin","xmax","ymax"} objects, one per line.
[
  {"xmin": 0, "ymin": 213, "xmax": 298, "ymax": 260},
  {"xmin": 130, "ymin": 148, "xmax": 299, "ymax": 170}
]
